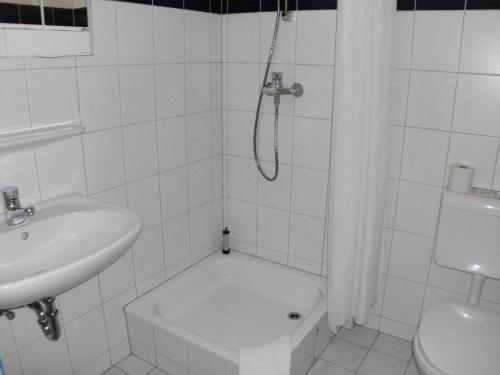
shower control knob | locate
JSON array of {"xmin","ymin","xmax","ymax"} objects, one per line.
[{"xmin": 291, "ymin": 83, "xmax": 304, "ymax": 97}]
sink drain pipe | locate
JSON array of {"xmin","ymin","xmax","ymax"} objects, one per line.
[{"xmin": 28, "ymin": 297, "xmax": 61, "ymax": 341}]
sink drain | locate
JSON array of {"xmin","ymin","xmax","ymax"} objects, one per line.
[{"xmin": 287, "ymin": 312, "xmax": 302, "ymax": 320}]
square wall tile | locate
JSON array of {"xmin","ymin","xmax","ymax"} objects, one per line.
[
  {"xmin": 388, "ymin": 230, "xmax": 433, "ymax": 284},
  {"xmin": 160, "ymin": 166, "xmax": 189, "ymax": 221},
  {"xmin": 227, "ymin": 63, "xmax": 260, "ymax": 111},
  {"xmin": 26, "ymin": 68, "xmax": 79, "ymax": 127},
  {"xmin": 157, "ymin": 116, "xmax": 187, "ymax": 172},
  {"xmin": 395, "ymin": 181, "xmax": 442, "ymax": 237},
  {"xmin": 388, "ymin": 125, "xmax": 404, "ymax": 179},
  {"xmin": 163, "ymin": 213, "xmax": 191, "ymax": 266},
  {"xmin": 411, "ymin": 11, "xmax": 463, "ymax": 71},
  {"xmin": 257, "ymin": 206, "xmax": 290, "ymax": 254},
  {"xmin": 229, "ymin": 12, "xmax": 260, "ymax": 62},
  {"xmin": 154, "ymin": 329, "xmax": 188, "ymax": 367},
  {"xmin": 296, "ymin": 10, "xmax": 336, "ymax": 65},
  {"xmin": 103, "ymin": 288, "xmax": 136, "ymax": 348},
  {"xmin": 392, "ymin": 12, "xmax": 414, "ymax": 69},
  {"xmin": 228, "ymin": 156, "xmax": 258, "ymax": 203},
  {"xmin": 258, "ymin": 162, "xmax": 292, "ymax": 210},
  {"xmin": 187, "ymin": 112, "xmax": 212, "ymax": 162},
  {"xmin": 293, "ymin": 117, "xmax": 331, "ymax": 171},
  {"xmin": 188, "ymin": 345, "xmax": 225, "ymax": 375},
  {"xmin": 76, "ymin": 0, "xmax": 118, "ymax": 67},
  {"xmin": 289, "ymin": 213, "xmax": 325, "ymax": 263},
  {"xmin": 190, "ymin": 203, "xmax": 213, "ymax": 252},
  {"xmin": 0, "ymin": 70, "xmax": 30, "ymax": 131},
  {"xmin": 406, "ymin": 71, "xmax": 457, "ymax": 131},
  {"xmin": 77, "ymin": 66, "xmax": 121, "ymax": 132},
  {"xmin": 116, "ymin": 1, "xmax": 154, "ymax": 65},
  {"xmin": 185, "ymin": 10, "xmax": 211, "ymax": 62},
  {"xmin": 154, "ymin": 6, "xmax": 185, "ymax": 64},
  {"xmin": 188, "ymin": 158, "xmax": 212, "ymax": 209},
  {"xmin": 453, "ymin": 73, "xmax": 500, "ymax": 137},
  {"xmin": 99, "ymin": 251, "xmax": 135, "ymax": 302},
  {"xmin": 36, "ymin": 136, "xmax": 86, "ymax": 200},
  {"xmin": 119, "ymin": 65, "xmax": 156, "ymax": 126},
  {"xmin": 400, "ymin": 127, "xmax": 449, "ymax": 185},
  {"xmin": 291, "ymin": 167, "xmax": 329, "ymax": 218},
  {"xmin": 460, "ymin": 11, "xmax": 500, "ymax": 75},
  {"xmin": 19, "ymin": 336, "xmax": 72, "ymax": 375},
  {"xmin": 228, "ymin": 198, "xmax": 257, "ymax": 244},
  {"xmin": 295, "ymin": 65, "xmax": 334, "ymax": 119},
  {"xmin": 261, "ymin": 11, "xmax": 296, "ymax": 64},
  {"xmin": 127, "ymin": 175, "xmax": 162, "ymax": 230},
  {"xmin": 83, "ymin": 128, "xmax": 125, "ymax": 194},
  {"xmin": 65, "ymin": 308, "xmax": 109, "ymax": 371},
  {"xmin": 258, "ymin": 113, "xmax": 294, "ymax": 164},
  {"xmin": 186, "ymin": 63, "xmax": 211, "ymax": 114},
  {"xmin": 446, "ymin": 132, "xmax": 498, "ymax": 189},
  {"xmin": 382, "ymin": 276, "xmax": 425, "ymax": 326},
  {"xmin": 155, "ymin": 63, "xmax": 186, "ymax": 120},
  {"xmin": 227, "ymin": 110, "xmax": 254, "ymax": 158},
  {"xmin": 59, "ymin": 276, "xmax": 101, "ymax": 324},
  {"xmin": 123, "ymin": 121, "xmax": 159, "ymax": 182},
  {"xmin": 132, "ymin": 225, "xmax": 164, "ymax": 283},
  {"xmin": 391, "ymin": 70, "xmax": 409, "ymax": 126}
]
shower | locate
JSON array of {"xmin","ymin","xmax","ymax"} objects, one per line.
[{"xmin": 253, "ymin": 0, "xmax": 303, "ymax": 182}]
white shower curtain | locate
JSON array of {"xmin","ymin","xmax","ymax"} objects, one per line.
[{"xmin": 327, "ymin": 0, "xmax": 395, "ymax": 330}]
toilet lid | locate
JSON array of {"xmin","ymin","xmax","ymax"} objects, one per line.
[{"xmin": 418, "ymin": 299, "xmax": 500, "ymax": 375}]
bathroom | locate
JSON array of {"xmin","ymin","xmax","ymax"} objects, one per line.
[{"xmin": 0, "ymin": 0, "xmax": 499, "ymax": 374}]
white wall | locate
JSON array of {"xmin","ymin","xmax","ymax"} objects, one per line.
[
  {"xmin": 371, "ymin": 9, "xmax": 500, "ymax": 340},
  {"xmin": 222, "ymin": 9, "xmax": 337, "ymax": 275},
  {"xmin": 0, "ymin": 1, "xmax": 223, "ymax": 374}
]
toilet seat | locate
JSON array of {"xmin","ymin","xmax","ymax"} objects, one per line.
[{"xmin": 414, "ymin": 299, "xmax": 500, "ymax": 375}]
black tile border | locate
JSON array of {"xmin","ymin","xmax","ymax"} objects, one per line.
[
  {"xmin": 467, "ymin": 0, "xmax": 500, "ymax": 9},
  {"xmin": 416, "ymin": 0, "xmax": 465, "ymax": 10},
  {"xmin": 398, "ymin": 0, "xmax": 500, "ymax": 10}
]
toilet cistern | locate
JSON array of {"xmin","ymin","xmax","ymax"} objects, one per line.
[{"xmin": 2, "ymin": 186, "xmax": 34, "ymax": 226}]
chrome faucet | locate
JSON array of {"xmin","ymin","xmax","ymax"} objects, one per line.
[
  {"xmin": 2, "ymin": 187, "xmax": 35, "ymax": 226},
  {"xmin": 260, "ymin": 72, "xmax": 304, "ymax": 108}
]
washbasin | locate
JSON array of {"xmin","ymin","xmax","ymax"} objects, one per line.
[{"xmin": 0, "ymin": 194, "xmax": 142, "ymax": 310}]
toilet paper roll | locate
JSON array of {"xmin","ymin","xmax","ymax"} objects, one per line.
[{"xmin": 448, "ymin": 164, "xmax": 475, "ymax": 194}]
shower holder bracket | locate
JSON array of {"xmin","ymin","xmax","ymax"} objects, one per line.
[{"xmin": 280, "ymin": 11, "xmax": 295, "ymax": 22}]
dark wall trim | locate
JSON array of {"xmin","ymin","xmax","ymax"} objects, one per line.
[
  {"xmin": 397, "ymin": 0, "xmax": 500, "ymax": 10},
  {"xmin": 115, "ymin": 0, "xmax": 337, "ymax": 13}
]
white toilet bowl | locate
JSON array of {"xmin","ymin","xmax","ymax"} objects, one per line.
[{"xmin": 413, "ymin": 299, "xmax": 500, "ymax": 375}]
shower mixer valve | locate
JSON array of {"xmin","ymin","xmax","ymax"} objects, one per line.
[{"xmin": 260, "ymin": 72, "xmax": 304, "ymax": 105}]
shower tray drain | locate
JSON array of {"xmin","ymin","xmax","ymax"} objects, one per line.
[{"xmin": 287, "ymin": 312, "xmax": 302, "ymax": 320}]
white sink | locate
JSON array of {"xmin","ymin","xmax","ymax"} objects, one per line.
[{"xmin": 0, "ymin": 194, "xmax": 142, "ymax": 310}]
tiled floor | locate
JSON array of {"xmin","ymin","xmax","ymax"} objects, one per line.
[{"xmin": 103, "ymin": 326, "xmax": 420, "ymax": 375}]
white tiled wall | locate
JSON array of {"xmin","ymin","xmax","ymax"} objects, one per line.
[
  {"xmin": 222, "ymin": 9, "xmax": 337, "ymax": 275},
  {"xmin": 369, "ymin": 9, "xmax": 500, "ymax": 340},
  {"xmin": 0, "ymin": 2, "xmax": 223, "ymax": 374}
]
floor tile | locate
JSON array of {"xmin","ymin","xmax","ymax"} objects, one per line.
[
  {"xmin": 405, "ymin": 363, "xmax": 422, "ymax": 375},
  {"xmin": 336, "ymin": 325, "xmax": 379, "ymax": 348},
  {"xmin": 102, "ymin": 368, "xmax": 127, "ymax": 375},
  {"xmin": 116, "ymin": 355, "xmax": 154, "ymax": 375},
  {"xmin": 320, "ymin": 339, "xmax": 369, "ymax": 371},
  {"xmin": 148, "ymin": 369, "xmax": 169, "ymax": 375},
  {"xmin": 308, "ymin": 359, "xmax": 355, "ymax": 375},
  {"xmin": 357, "ymin": 351, "xmax": 408, "ymax": 375},
  {"xmin": 372, "ymin": 333, "xmax": 413, "ymax": 361}
]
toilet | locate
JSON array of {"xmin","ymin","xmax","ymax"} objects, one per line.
[{"xmin": 413, "ymin": 191, "xmax": 500, "ymax": 375}]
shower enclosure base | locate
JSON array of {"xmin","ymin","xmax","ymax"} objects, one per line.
[{"xmin": 125, "ymin": 251, "xmax": 330, "ymax": 375}]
